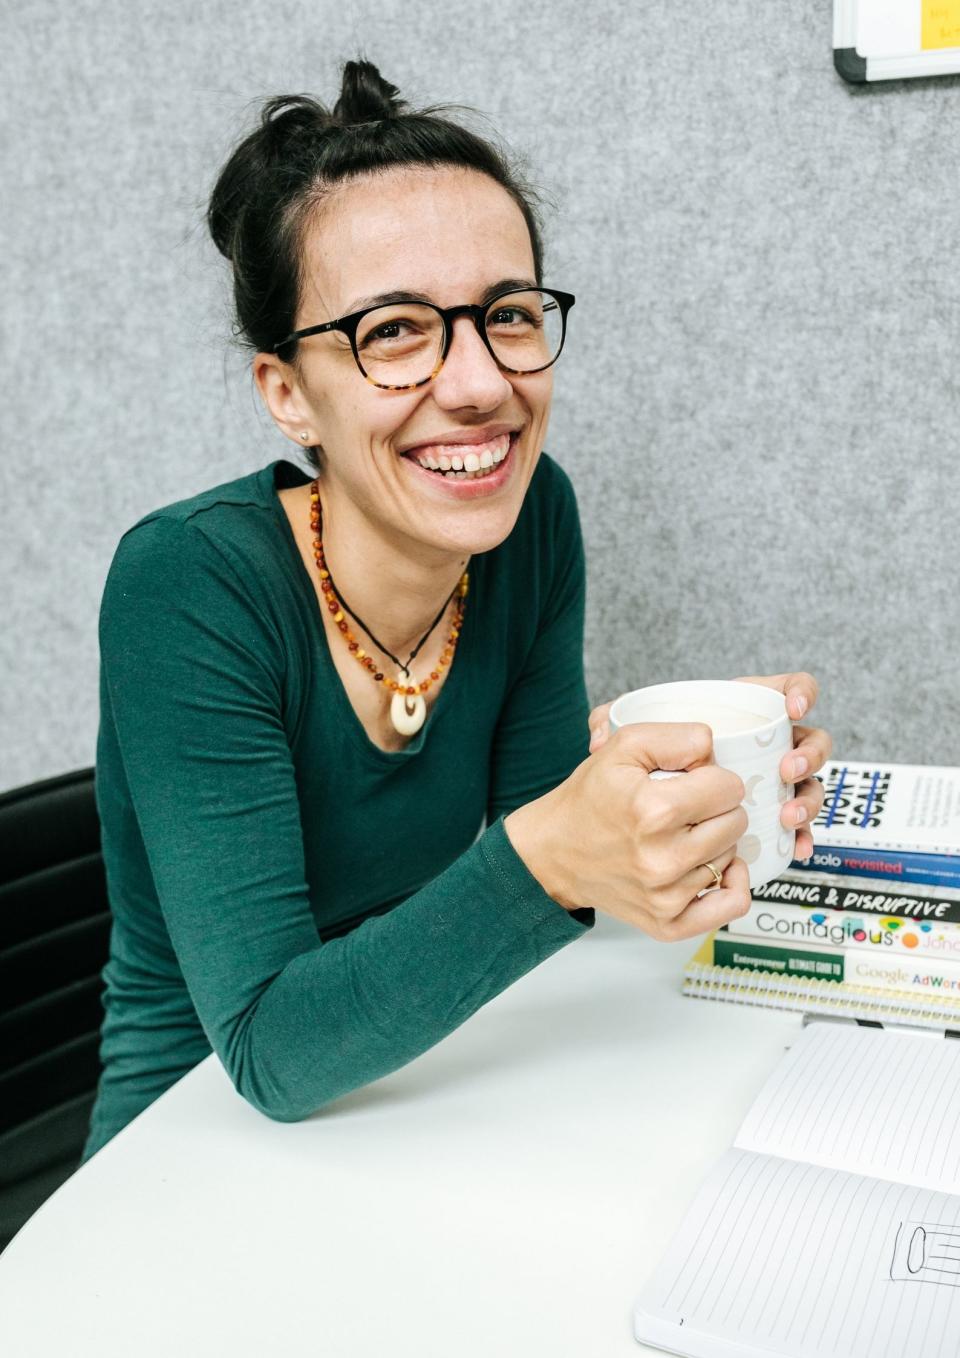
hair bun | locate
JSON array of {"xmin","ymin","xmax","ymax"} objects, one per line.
[{"xmin": 333, "ymin": 59, "xmax": 407, "ymax": 124}]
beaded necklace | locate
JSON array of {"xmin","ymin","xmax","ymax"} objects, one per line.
[{"xmin": 309, "ymin": 479, "xmax": 469, "ymax": 735}]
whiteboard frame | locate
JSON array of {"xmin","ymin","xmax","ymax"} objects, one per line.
[{"xmin": 834, "ymin": 0, "xmax": 960, "ymax": 82}]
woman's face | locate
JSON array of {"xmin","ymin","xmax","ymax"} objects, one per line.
[{"xmin": 256, "ymin": 165, "xmax": 555, "ymax": 564}]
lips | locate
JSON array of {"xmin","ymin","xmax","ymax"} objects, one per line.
[
  {"xmin": 401, "ymin": 430, "xmax": 519, "ymax": 493},
  {"xmin": 397, "ymin": 423, "xmax": 521, "ymax": 457},
  {"xmin": 406, "ymin": 432, "xmax": 511, "ymax": 474}
]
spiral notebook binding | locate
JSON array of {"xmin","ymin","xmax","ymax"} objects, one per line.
[{"xmin": 683, "ymin": 962, "xmax": 960, "ymax": 1032}]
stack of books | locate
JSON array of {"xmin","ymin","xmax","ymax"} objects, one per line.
[{"xmin": 684, "ymin": 760, "xmax": 960, "ymax": 1028}]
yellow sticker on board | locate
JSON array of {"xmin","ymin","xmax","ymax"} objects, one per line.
[{"xmin": 922, "ymin": 0, "xmax": 960, "ymax": 48}]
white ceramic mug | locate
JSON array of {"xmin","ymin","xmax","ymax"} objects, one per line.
[{"xmin": 608, "ymin": 679, "xmax": 796, "ymax": 889}]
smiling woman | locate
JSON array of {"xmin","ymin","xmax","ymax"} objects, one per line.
[
  {"xmin": 81, "ymin": 59, "xmax": 596, "ymax": 1159},
  {"xmin": 82, "ymin": 58, "xmax": 828, "ymax": 1163}
]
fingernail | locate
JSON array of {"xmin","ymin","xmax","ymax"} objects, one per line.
[
  {"xmin": 793, "ymin": 806, "xmax": 807, "ymax": 826},
  {"xmin": 793, "ymin": 694, "xmax": 807, "ymax": 719},
  {"xmin": 791, "ymin": 756, "xmax": 808, "ymax": 779}
]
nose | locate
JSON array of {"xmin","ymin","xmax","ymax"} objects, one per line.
[{"xmin": 430, "ymin": 314, "xmax": 513, "ymax": 411}]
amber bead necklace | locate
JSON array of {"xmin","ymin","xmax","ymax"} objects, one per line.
[{"xmin": 309, "ymin": 479, "xmax": 469, "ymax": 736}]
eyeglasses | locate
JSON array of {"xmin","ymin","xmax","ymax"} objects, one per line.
[{"xmin": 272, "ymin": 286, "xmax": 575, "ymax": 390}]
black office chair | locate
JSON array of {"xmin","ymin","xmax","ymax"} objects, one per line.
[{"xmin": 0, "ymin": 768, "xmax": 111, "ymax": 1252}]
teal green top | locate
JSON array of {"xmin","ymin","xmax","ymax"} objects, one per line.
[{"xmin": 83, "ymin": 452, "xmax": 593, "ymax": 1161}]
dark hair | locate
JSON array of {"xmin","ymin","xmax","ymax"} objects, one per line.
[{"xmin": 207, "ymin": 58, "xmax": 549, "ymax": 470}]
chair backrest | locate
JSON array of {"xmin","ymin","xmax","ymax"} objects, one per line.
[{"xmin": 0, "ymin": 768, "xmax": 110, "ymax": 1248}]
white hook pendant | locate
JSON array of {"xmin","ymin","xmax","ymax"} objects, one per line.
[{"xmin": 390, "ymin": 682, "xmax": 427, "ymax": 735}]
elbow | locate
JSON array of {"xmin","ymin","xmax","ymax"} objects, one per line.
[
  {"xmin": 232, "ymin": 1072, "xmax": 333, "ymax": 1125},
  {"xmin": 216, "ymin": 1042, "xmax": 319, "ymax": 1124},
  {"xmin": 226, "ymin": 1051, "xmax": 346, "ymax": 1125},
  {"xmin": 218, "ymin": 1003, "xmax": 335, "ymax": 1124},
  {"xmin": 250, "ymin": 1098, "xmax": 315, "ymax": 1125},
  {"xmin": 217, "ymin": 992, "xmax": 389, "ymax": 1125},
  {"xmin": 235, "ymin": 1080, "xmax": 335, "ymax": 1124}
]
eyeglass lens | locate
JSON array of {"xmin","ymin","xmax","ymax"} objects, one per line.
[{"xmin": 354, "ymin": 290, "xmax": 563, "ymax": 385}]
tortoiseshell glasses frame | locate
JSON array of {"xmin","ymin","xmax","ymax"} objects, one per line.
[{"xmin": 270, "ymin": 286, "xmax": 576, "ymax": 391}]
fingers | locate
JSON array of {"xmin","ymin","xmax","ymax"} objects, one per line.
[
  {"xmin": 735, "ymin": 671, "xmax": 819, "ymax": 722},
  {"xmin": 780, "ymin": 774, "xmax": 825, "ymax": 833},
  {"xmin": 624, "ymin": 807, "xmax": 745, "ymax": 911},
  {"xmin": 609, "ymin": 721, "xmax": 716, "ymax": 774},
  {"xmin": 677, "ymin": 844, "xmax": 739, "ymax": 898},
  {"xmin": 795, "ymin": 827, "xmax": 815, "ymax": 862},
  {"xmin": 680, "ymin": 806, "xmax": 749, "ymax": 872},
  {"xmin": 588, "ymin": 701, "xmax": 615, "ymax": 753},
  {"xmin": 787, "ymin": 776, "xmax": 823, "ymax": 861},
  {"xmin": 783, "ymin": 672, "xmax": 819, "ymax": 721},
  {"xmin": 778, "ymin": 712, "xmax": 830, "ymax": 863},
  {"xmin": 639, "ymin": 764, "xmax": 747, "ymax": 832},
  {"xmin": 658, "ymin": 856, "xmax": 752, "ymax": 941},
  {"xmin": 780, "ymin": 724, "xmax": 833, "ymax": 783}
]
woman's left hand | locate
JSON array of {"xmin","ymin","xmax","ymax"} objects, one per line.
[
  {"xmin": 732, "ymin": 672, "xmax": 831, "ymax": 863},
  {"xmin": 586, "ymin": 671, "xmax": 832, "ymax": 863}
]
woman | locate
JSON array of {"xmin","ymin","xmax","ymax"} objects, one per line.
[{"xmin": 82, "ymin": 60, "xmax": 830, "ymax": 1160}]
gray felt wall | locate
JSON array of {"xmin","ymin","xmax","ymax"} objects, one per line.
[{"xmin": 3, "ymin": 0, "xmax": 959, "ymax": 794}]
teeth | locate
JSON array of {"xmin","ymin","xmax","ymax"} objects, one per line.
[{"xmin": 411, "ymin": 431, "xmax": 515, "ymax": 479}]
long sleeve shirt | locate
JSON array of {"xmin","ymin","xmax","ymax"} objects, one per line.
[{"xmin": 82, "ymin": 451, "xmax": 593, "ymax": 1161}]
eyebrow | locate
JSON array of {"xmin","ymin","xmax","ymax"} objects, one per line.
[{"xmin": 344, "ymin": 277, "xmax": 538, "ymax": 314}]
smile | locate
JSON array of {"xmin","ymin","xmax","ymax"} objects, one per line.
[
  {"xmin": 400, "ymin": 431, "xmax": 519, "ymax": 494},
  {"xmin": 405, "ymin": 431, "xmax": 512, "ymax": 479}
]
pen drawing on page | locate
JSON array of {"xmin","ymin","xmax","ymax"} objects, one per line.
[{"xmin": 890, "ymin": 1220, "xmax": 960, "ymax": 1286}]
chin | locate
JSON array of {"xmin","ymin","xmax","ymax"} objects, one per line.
[
  {"xmin": 433, "ymin": 496, "xmax": 527, "ymax": 557},
  {"xmin": 399, "ymin": 430, "xmax": 539, "ymax": 557}
]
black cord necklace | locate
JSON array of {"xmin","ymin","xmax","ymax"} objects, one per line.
[
  {"xmin": 309, "ymin": 480, "xmax": 471, "ymax": 735},
  {"xmin": 321, "ymin": 553, "xmax": 464, "ymax": 680}
]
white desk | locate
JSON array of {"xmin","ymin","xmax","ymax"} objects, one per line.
[{"xmin": 0, "ymin": 918, "xmax": 800, "ymax": 1357}]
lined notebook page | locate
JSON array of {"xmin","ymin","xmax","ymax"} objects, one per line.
[
  {"xmin": 634, "ymin": 1148, "xmax": 960, "ymax": 1358},
  {"xmin": 735, "ymin": 1023, "xmax": 960, "ymax": 1193}
]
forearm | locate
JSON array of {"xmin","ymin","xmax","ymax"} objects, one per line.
[{"xmin": 221, "ymin": 818, "xmax": 591, "ymax": 1120}]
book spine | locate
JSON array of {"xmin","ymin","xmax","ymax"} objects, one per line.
[
  {"xmin": 791, "ymin": 847, "xmax": 960, "ymax": 890},
  {"xmin": 728, "ymin": 901, "xmax": 960, "ymax": 956},
  {"xmin": 712, "ymin": 933, "xmax": 960, "ymax": 997},
  {"xmin": 751, "ymin": 874, "xmax": 960, "ymax": 921}
]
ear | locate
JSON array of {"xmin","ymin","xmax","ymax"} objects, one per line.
[{"xmin": 253, "ymin": 353, "xmax": 315, "ymax": 446}]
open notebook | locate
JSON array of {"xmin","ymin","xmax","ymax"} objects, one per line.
[{"xmin": 634, "ymin": 1021, "xmax": 960, "ymax": 1357}]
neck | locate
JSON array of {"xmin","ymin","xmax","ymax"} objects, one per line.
[{"xmin": 314, "ymin": 482, "xmax": 468, "ymax": 663}]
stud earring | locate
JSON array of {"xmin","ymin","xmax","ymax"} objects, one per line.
[{"xmin": 300, "ymin": 432, "xmax": 309, "ymax": 442}]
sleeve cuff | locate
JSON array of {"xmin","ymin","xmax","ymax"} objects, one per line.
[{"xmin": 478, "ymin": 816, "xmax": 595, "ymax": 936}]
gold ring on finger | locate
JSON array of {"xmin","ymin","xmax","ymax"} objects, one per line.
[{"xmin": 701, "ymin": 860, "xmax": 723, "ymax": 888}]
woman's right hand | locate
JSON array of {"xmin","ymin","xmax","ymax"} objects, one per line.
[{"xmin": 503, "ymin": 722, "xmax": 752, "ymax": 940}]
